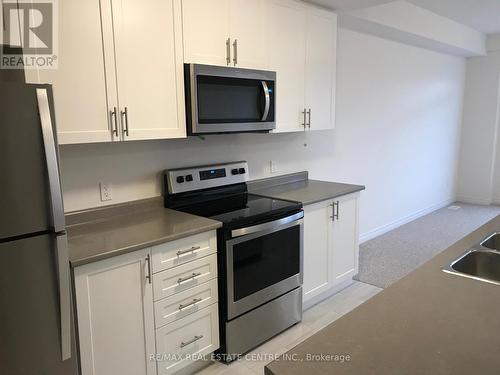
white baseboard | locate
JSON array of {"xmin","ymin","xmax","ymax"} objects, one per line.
[
  {"xmin": 359, "ymin": 198, "xmax": 455, "ymax": 244},
  {"xmin": 455, "ymin": 195, "xmax": 494, "ymax": 205}
]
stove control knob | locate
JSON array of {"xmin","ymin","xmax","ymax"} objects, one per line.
[
  {"xmin": 238, "ymin": 168, "xmax": 246, "ymax": 174},
  {"xmin": 231, "ymin": 168, "xmax": 239, "ymax": 175},
  {"xmin": 185, "ymin": 174, "xmax": 193, "ymax": 182},
  {"xmin": 176, "ymin": 176, "xmax": 185, "ymax": 183}
]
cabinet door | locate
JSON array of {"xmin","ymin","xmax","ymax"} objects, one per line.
[
  {"xmin": 303, "ymin": 200, "xmax": 333, "ymax": 303},
  {"xmin": 229, "ymin": 0, "xmax": 267, "ymax": 69},
  {"xmin": 112, "ymin": 0, "xmax": 186, "ymax": 141},
  {"xmin": 331, "ymin": 194, "xmax": 359, "ymax": 284},
  {"xmin": 74, "ymin": 249, "xmax": 156, "ymax": 375},
  {"xmin": 267, "ymin": 0, "xmax": 306, "ymax": 133},
  {"xmin": 36, "ymin": 0, "xmax": 115, "ymax": 144},
  {"xmin": 305, "ymin": 8, "xmax": 337, "ymax": 131},
  {"xmin": 182, "ymin": 0, "xmax": 230, "ymax": 66}
]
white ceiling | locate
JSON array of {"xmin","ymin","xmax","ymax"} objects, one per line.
[
  {"xmin": 406, "ymin": 0, "xmax": 500, "ymax": 34},
  {"xmin": 310, "ymin": 0, "xmax": 500, "ymax": 35}
]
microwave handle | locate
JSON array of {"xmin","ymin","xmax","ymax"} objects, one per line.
[{"xmin": 261, "ymin": 81, "xmax": 270, "ymax": 121}]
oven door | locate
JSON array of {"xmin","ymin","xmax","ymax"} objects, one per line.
[
  {"xmin": 225, "ymin": 211, "xmax": 303, "ymax": 320},
  {"xmin": 187, "ymin": 64, "xmax": 276, "ymax": 134}
]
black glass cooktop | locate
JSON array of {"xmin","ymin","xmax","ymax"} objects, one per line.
[{"xmin": 171, "ymin": 192, "xmax": 302, "ymax": 228}]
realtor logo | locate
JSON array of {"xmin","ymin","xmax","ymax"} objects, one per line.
[{"xmin": 1, "ymin": 0, "xmax": 58, "ymax": 69}]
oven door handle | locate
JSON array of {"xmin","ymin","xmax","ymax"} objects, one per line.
[
  {"xmin": 261, "ymin": 81, "xmax": 270, "ymax": 121},
  {"xmin": 231, "ymin": 211, "xmax": 304, "ymax": 238}
]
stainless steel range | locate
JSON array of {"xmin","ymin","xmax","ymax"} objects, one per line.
[{"xmin": 164, "ymin": 162, "xmax": 303, "ymax": 361}]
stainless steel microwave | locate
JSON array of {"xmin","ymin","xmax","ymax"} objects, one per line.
[{"xmin": 184, "ymin": 64, "xmax": 276, "ymax": 135}]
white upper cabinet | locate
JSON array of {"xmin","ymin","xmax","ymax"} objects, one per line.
[
  {"xmin": 267, "ymin": 0, "xmax": 306, "ymax": 133},
  {"xmin": 182, "ymin": 0, "xmax": 230, "ymax": 66},
  {"xmin": 181, "ymin": 0, "xmax": 267, "ymax": 69},
  {"xmin": 112, "ymin": 0, "xmax": 186, "ymax": 141},
  {"xmin": 268, "ymin": 0, "xmax": 337, "ymax": 133},
  {"xmin": 33, "ymin": 0, "xmax": 185, "ymax": 144},
  {"xmin": 305, "ymin": 8, "xmax": 337, "ymax": 131},
  {"xmin": 28, "ymin": 0, "xmax": 335, "ymax": 143},
  {"xmin": 228, "ymin": 0, "xmax": 267, "ymax": 69},
  {"xmin": 36, "ymin": 0, "xmax": 115, "ymax": 144}
]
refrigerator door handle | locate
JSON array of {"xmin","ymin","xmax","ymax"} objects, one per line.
[
  {"xmin": 55, "ymin": 234, "xmax": 72, "ymax": 361},
  {"xmin": 36, "ymin": 88, "xmax": 65, "ymax": 233}
]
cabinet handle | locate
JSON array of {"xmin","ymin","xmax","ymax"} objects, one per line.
[
  {"xmin": 121, "ymin": 107, "xmax": 129, "ymax": 136},
  {"xmin": 110, "ymin": 107, "xmax": 118, "ymax": 137},
  {"xmin": 232, "ymin": 39, "xmax": 238, "ymax": 66},
  {"xmin": 178, "ymin": 298, "xmax": 202, "ymax": 310},
  {"xmin": 177, "ymin": 272, "xmax": 201, "ymax": 284},
  {"xmin": 145, "ymin": 254, "xmax": 152, "ymax": 284},
  {"xmin": 307, "ymin": 108, "xmax": 311, "ymax": 129},
  {"xmin": 180, "ymin": 335, "xmax": 203, "ymax": 348},
  {"xmin": 330, "ymin": 201, "xmax": 340, "ymax": 221},
  {"xmin": 226, "ymin": 38, "xmax": 231, "ymax": 65},
  {"xmin": 301, "ymin": 109, "xmax": 307, "ymax": 129},
  {"xmin": 177, "ymin": 246, "xmax": 201, "ymax": 257}
]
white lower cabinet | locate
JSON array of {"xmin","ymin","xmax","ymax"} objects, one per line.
[
  {"xmin": 154, "ymin": 278, "xmax": 218, "ymax": 329},
  {"xmin": 74, "ymin": 249, "xmax": 156, "ymax": 375},
  {"xmin": 331, "ymin": 194, "xmax": 360, "ymax": 284},
  {"xmin": 74, "ymin": 231, "xmax": 219, "ymax": 375},
  {"xmin": 302, "ymin": 193, "xmax": 360, "ymax": 305},
  {"xmin": 151, "ymin": 231, "xmax": 217, "ymax": 273},
  {"xmin": 155, "ymin": 304, "xmax": 220, "ymax": 375},
  {"xmin": 303, "ymin": 199, "xmax": 333, "ymax": 302},
  {"xmin": 153, "ymin": 253, "xmax": 218, "ymax": 301}
]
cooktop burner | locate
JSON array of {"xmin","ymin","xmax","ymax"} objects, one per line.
[
  {"xmin": 163, "ymin": 162, "xmax": 302, "ymax": 229},
  {"xmin": 174, "ymin": 193, "xmax": 301, "ymax": 227}
]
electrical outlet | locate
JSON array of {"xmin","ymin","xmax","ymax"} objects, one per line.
[
  {"xmin": 270, "ymin": 160, "xmax": 278, "ymax": 173},
  {"xmin": 100, "ymin": 182, "xmax": 113, "ymax": 201}
]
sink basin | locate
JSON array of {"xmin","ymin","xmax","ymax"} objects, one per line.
[
  {"xmin": 443, "ymin": 249, "xmax": 500, "ymax": 286},
  {"xmin": 480, "ymin": 232, "xmax": 500, "ymax": 251}
]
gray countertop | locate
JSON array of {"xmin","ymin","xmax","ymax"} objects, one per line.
[
  {"xmin": 249, "ymin": 172, "xmax": 365, "ymax": 205},
  {"xmin": 66, "ymin": 198, "xmax": 222, "ymax": 267},
  {"xmin": 66, "ymin": 172, "xmax": 363, "ymax": 266},
  {"xmin": 265, "ymin": 215, "xmax": 500, "ymax": 375}
]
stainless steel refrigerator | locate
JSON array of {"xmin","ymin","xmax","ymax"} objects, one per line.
[{"xmin": 0, "ymin": 82, "xmax": 79, "ymax": 374}]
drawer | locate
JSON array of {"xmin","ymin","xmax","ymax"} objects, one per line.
[
  {"xmin": 155, "ymin": 304, "xmax": 219, "ymax": 375},
  {"xmin": 154, "ymin": 278, "xmax": 218, "ymax": 329},
  {"xmin": 152, "ymin": 231, "xmax": 217, "ymax": 273},
  {"xmin": 153, "ymin": 254, "xmax": 217, "ymax": 301}
]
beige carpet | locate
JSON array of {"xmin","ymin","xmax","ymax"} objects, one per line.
[{"xmin": 354, "ymin": 203, "xmax": 500, "ymax": 288}]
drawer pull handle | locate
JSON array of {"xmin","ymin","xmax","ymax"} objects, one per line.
[
  {"xmin": 177, "ymin": 272, "xmax": 201, "ymax": 284},
  {"xmin": 180, "ymin": 335, "xmax": 204, "ymax": 349},
  {"xmin": 176, "ymin": 246, "xmax": 201, "ymax": 257},
  {"xmin": 178, "ymin": 298, "xmax": 202, "ymax": 310}
]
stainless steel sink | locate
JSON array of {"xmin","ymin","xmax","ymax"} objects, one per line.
[
  {"xmin": 443, "ymin": 249, "xmax": 500, "ymax": 286},
  {"xmin": 480, "ymin": 232, "xmax": 500, "ymax": 251}
]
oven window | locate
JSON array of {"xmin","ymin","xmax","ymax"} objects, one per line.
[
  {"xmin": 197, "ymin": 75, "xmax": 273, "ymax": 124},
  {"xmin": 232, "ymin": 225, "xmax": 300, "ymax": 301}
]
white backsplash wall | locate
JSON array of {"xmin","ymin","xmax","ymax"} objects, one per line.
[{"xmin": 60, "ymin": 28, "xmax": 466, "ymax": 239}]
